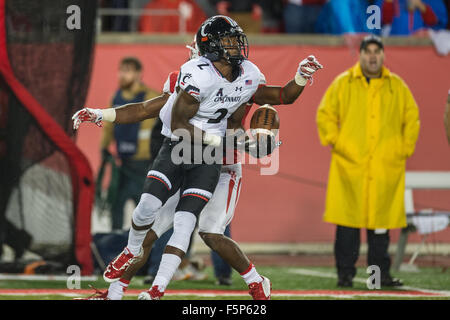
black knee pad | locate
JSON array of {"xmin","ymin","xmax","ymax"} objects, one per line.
[{"xmin": 176, "ymin": 191, "xmax": 211, "ymax": 217}]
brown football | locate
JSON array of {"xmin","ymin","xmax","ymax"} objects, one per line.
[{"xmin": 250, "ymin": 104, "xmax": 280, "ymax": 138}]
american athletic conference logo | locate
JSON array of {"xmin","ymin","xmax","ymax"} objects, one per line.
[{"xmin": 214, "ymin": 88, "xmax": 242, "ymax": 103}]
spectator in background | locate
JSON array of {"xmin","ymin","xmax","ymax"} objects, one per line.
[
  {"xmin": 138, "ymin": 0, "xmax": 207, "ymax": 33},
  {"xmin": 212, "ymin": 0, "xmax": 263, "ymax": 33},
  {"xmin": 447, "ymin": 0, "xmax": 450, "ymax": 28},
  {"xmin": 258, "ymin": 0, "xmax": 284, "ymax": 33},
  {"xmin": 195, "ymin": 0, "xmax": 218, "ymax": 17},
  {"xmin": 129, "ymin": 0, "xmax": 152, "ymax": 31},
  {"xmin": 101, "ymin": 57, "xmax": 160, "ymax": 230},
  {"xmin": 379, "ymin": 0, "xmax": 448, "ymax": 35},
  {"xmin": 284, "ymin": 0, "xmax": 326, "ymax": 33},
  {"xmin": 101, "ymin": 0, "xmax": 131, "ymax": 32},
  {"xmin": 445, "ymin": 90, "xmax": 450, "ymax": 144},
  {"xmin": 316, "ymin": 35, "xmax": 420, "ymax": 288},
  {"xmin": 315, "ymin": 0, "xmax": 371, "ymax": 34}
]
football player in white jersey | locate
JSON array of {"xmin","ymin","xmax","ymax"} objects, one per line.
[{"xmin": 72, "ymin": 15, "xmax": 322, "ymax": 300}]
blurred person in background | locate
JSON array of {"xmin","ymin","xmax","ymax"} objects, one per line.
[
  {"xmin": 101, "ymin": 57, "xmax": 160, "ymax": 231},
  {"xmin": 284, "ymin": 0, "xmax": 326, "ymax": 33},
  {"xmin": 445, "ymin": 90, "xmax": 450, "ymax": 144},
  {"xmin": 213, "ymin": 0, "xmax": 263, "ymax": 33},
  {"xmin": 258, "ymin": 0, "xmax": 284, "ymax": 33},
  {"xmin": 138, "ymin": 0, "xmax": 207, "ymax": 33},
  {"xmin": 447, "ymin": 0, "xmax": 450, "ymax": 28},
  {"xmin": 129, "ymin": 0, "xmax": 152, "ymax": 31},
  {"xmin": 379, "ymin": 0, "xmax": 448, "ymax": 35},
  {"xmin": 315, "ymin": 0, "xmax": 372, "ymax": 34},
  {"xmin": 100, "ymin": 0, "xmax": 131, "ymax": 32},
  {"xmin": 316, "ymin": 35, "xmax": 420, "ymax": 287}
]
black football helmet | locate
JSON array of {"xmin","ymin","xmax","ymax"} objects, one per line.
[{"xmin": 196, "ymin": 15, "xmax": 249, "ymax": 65}]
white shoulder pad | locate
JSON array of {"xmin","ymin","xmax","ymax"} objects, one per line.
[
  {"xmin": 162, "ymin": 71, "xmax": 180, "ymax": 94},
  {"xmin": 178, "ymin": 57, "xmax": 214, "ymax": 102},
  {"xmin": 242, "ymin": 59, "xmax": 266, "ymax": 85}
]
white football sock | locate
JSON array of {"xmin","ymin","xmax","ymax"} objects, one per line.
[
  {"xmin": 126, "ymin": 227, "xmax": 147, "ymax": 256},
  {"xmin": 152, "ymin": 253, "xmax": 182, "ymax": 292},
  {"xmin": 107, "ymin": 278, "xmax": 129, "ymax": 300},
  {"xmin": 240, "ymin": 263, "xmax": 263, "ymax": 285},
  {"xmin": 167, "ymin": 211, "xmax": 197, "ymax": 253}
]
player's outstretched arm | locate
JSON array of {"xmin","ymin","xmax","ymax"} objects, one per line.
[
  {"xmin": 252, "ymin": 55, "xmax": 323, "ymax": 106},
  {"xmin": 115, "ymin": 93, "xmax": 170, "ymax": 123},
  {"xmin": 72, "ymin": 93, "xmax": 170, "ymax": 130}
]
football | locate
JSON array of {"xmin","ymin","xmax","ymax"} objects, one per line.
[{"xmin": 250, "ymin": 104, "xmax": 280, "ymax": 139}]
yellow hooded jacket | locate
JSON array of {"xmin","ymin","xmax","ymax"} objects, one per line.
[{"xmin": 316, "ymin": 62, "xmax": 420, "ymax": 229}]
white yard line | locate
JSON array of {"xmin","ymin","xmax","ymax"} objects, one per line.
[
  {"xmin": 1, "ymin": 287, "xmax": 448, "ymax": 299},
  {"xmin": 0, "ymin": 274, "xmax": 98, "ymax": 281},
  {"xmin": 288, "ymin": 268, "xmax": 450, "ymax": 296}
]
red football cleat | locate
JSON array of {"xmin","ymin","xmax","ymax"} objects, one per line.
[
  {"xmin": 138, "ymin": 286, "xmax": 165, "ymax": 300},
  {"xmin": 103, "ymin": 247, "xmax": 143, "ymax": 283},
  {"xmin": 248, "ymin": 276, "xmax": 271, "ymax": 300}
]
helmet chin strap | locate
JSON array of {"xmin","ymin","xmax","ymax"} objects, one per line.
[{"xmin": 223, "ymin": 48, "xmax": 243, "ymax": 66}]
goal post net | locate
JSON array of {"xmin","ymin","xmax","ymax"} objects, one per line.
[{"xmin": 0, "ymin": 0, "xmax": 97, "ymax": 274}]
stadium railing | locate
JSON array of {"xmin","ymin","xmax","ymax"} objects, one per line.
[{"xmin": 97, "ymin": 8, "xmax": 186, "ymax": 33}]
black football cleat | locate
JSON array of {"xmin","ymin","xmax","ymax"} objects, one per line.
[{"xmin": 381, "ymin": 276, "xmax": 404, "ymax": 287}]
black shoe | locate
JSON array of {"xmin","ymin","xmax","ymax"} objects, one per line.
[
  {"xmin": 6, "ymin": 226, "xmax": 33, "ymax": 260},
  {"xmin": 216, "ymin": 276, "xmax": 232, "ymax": 286},
  {"xmin": 337, "ymin": 275, "xmax": 353, "ymax": 288},
  {"xmin": 381, "ymin": 276, "xmax": 403, "ymax": 287}
]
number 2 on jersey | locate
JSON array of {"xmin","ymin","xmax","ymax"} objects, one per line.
[{"xmin": 207, "ymin": 108, "xmax": 228, "ymax": 124}]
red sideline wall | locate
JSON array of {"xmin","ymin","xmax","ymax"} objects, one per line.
[{"xmin": 76, "ymin": 44, "xmax": 450, "ymax": 244}]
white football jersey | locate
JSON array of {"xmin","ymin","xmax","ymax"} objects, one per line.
[{"xmin": 159, "ymin": 56, "xmax": 265, "ymax": 139}]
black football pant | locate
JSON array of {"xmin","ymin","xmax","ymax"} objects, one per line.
[
  {"xmin": 143, "ymin": 138, "xmax": 221, "ymax": 217},
  {"xmin": 334, "ymin": 225, "xmax": 391, "ymax": 280}
]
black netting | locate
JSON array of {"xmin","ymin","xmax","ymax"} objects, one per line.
[{"xmin": 0, "ymin": 0, "xmax": 97, "ymax": 269}]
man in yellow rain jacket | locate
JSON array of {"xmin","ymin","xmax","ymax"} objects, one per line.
[{"xmin": 316, "ymin": 35, "xmax": 420, "ymax": 288}]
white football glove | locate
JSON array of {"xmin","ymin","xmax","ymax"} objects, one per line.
[
  {"xmin": 296, "ymin": 55, "xmax": 323, "ymax": 85},
  {"xmin": 72, "ymin": 108, "xmax": 103, "ymax": 130}
]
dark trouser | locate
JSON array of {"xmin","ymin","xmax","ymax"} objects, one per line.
[
  {"xmin": 111, "ymin": 159, "xmax": 150, "ymax": 230},
  {"xmin": 335, "ymin": 225, "xmax": 391, "ymax": 280},
  {"xmin": 143, "ymin": 138, "xmax": 221, "ymax": 218}
]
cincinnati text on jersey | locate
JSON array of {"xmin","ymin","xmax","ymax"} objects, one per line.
[{"xmin": 213, "ymin": 95, "xmax": 242, "ymax": 103}]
